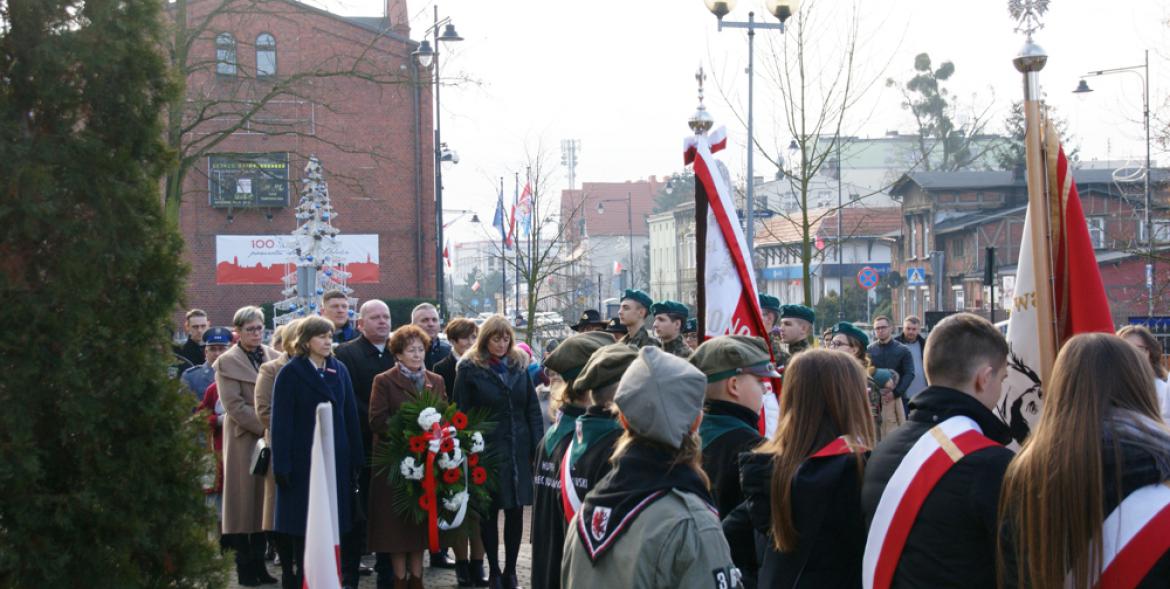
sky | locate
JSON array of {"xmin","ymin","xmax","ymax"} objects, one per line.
[{"xmin": 311, "ymin": 0, "xmax": 1170, "ymax": 243}]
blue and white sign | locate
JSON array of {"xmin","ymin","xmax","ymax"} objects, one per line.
[{"xmin": 906, "ymin": 267, "xmax": 927, "ymax": 286}]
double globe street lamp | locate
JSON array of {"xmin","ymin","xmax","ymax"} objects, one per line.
[
  {"xmin": 702, "ymin": 0, "xmax": 799, "ymax": 252},
  {"xmin": 414, "ymin": 6, "xmax": 463, "ymax": 320}
]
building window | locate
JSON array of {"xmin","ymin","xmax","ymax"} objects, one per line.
[
  {"xmin": 923, "ymin": 215, "xmax": 931, "ymax": 257},
  {"xmin": 952, "ymin": 237, "xmax": 964, "ymax": 258},
  {"xmin": 1087, "ymin": 217, "xmax": 1106, "ymax": 249},
  {"xmin": 1139, "ymin": 219, "xmax": 1170, "ymax": 244},
  {"xmin": 953, "ymin": 285, "xmax": 965, "ymax": 310},
  {"xmin": 216, "ymin": 33, "xmax": 237, "ymax": 76},
  {"xmin": 256, "ymin": 33, "xmax": 276, "ymax": 78},
  {"xmin": 909, "ymin": 220, "xmax": 918, "ymax": 259}
]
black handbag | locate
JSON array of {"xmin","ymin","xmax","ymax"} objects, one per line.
[{"xmin": 250, "ymin": 438, "xmax": 270, "ymax": 476}]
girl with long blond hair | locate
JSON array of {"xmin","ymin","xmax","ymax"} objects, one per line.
[
  {"xmin": 739, "ymin": 349, "xmax": 876, "ymax": 588},
  {"xmin": 999, "ymin": 333, "xmax": 1170, "ymax": 588}
]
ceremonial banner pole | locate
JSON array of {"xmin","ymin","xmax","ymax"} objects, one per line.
[{"xmin": 1010, "ymin": 2, "xmax": 1058, "ymax": 385}]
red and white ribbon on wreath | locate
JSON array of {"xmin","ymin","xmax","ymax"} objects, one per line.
[{"xmin": 419, "ymin": 421, "xmax": 469, "ymax": 552}]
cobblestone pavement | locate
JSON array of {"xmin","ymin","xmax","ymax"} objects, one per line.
[{"xmin": 227, "ymin": 508, "xmax": 533, "ymax": 589}]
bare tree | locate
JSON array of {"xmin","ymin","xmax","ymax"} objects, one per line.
[{"xmin": 163, "ymin": 0, "xmax": 429, "ymax": 221}]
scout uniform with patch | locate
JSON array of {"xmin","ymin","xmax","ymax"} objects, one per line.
[
  {"xmin": 561, "ymin": 348, "xmax": 740, "ymax": 589},
  {"xmin": 557, "ymin": 344, "xmax": 637, "ymax": 524},
  {"xmin": 758, "ymin": 294, "xmax": 786, "ymax": 364},
  {"xmin": 650, "ymin": 300, "xmax": 692, "ymax": 359},
  {"xmin": 617, "ymin": 289, "xmax": 661, "ymax": 350},
  {"xmin": 531, "ymin": 331, "xmax": 613, "ymax": 589}
]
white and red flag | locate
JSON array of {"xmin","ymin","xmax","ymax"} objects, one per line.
[
  {"xmin": 997, "ymin": 119, "xmax": 1115, "ymax": 447},
  {"xmin": 471, "ymin": 280, "xmax": 481, "ymax": 292},
  {"xmin": 685, "ymin": 126, "xmax": 769, "ymax": 341},
  {"xmin": 612, "ymin": 260, "xmax": 622, "ymax": 276},
  {"xmin": 303, "ymin": 403, "xmax": 342, "ymax": 589}
]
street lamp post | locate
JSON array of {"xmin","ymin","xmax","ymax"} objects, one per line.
[
  {"xmin": 1074, "ymin": 49, "xmax": 1154, "ymax": 315},
  {"xmin": 703, "ymin": 0, "xmax": 798, "ymax": 258},
  {"xmin": 414, "ymin": 6, "xmax": 463, "ymax": 321},
  {"xmin": 598, "ymin": 193, "xmax": 634, "ymax": 291}
]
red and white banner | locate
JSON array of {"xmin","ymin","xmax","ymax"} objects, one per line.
[
  {"xmin": 686, "ymin": 127, "xmax": 768, "ymax": 340},
  {"xmin": 303, "ymin": 403, "xmax": 342, "ymax": 589},
  {"xmin": 1093, "ymin": 482, "xmax": 1170, "ymax": 589},
  {"xmin": 862, "ymin": 416, "xmax": 999, "ymax": 589},
  {"xmin": 997, "ymin": 120, "xmax": 1115, "ymax": 447},
  {"xmin": 215, "ymin": 234, "xmax": 379, "ymax": 285}
]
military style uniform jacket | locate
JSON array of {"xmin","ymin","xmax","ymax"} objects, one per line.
[
  {"xmin": 620, "ymin": 324, "xmax": 661, "ymax": 350},
  {"xmin": 531, "ymin": 405, "xmax": 586, "ymax": 589},
  {"xmin": 661, "ymin": 335, "xmax": 693, "ymax": 359}
]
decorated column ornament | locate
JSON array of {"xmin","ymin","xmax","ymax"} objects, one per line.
[{"xmin": 273, "ymin": 156, "xmax": 356, "ymax": 325}]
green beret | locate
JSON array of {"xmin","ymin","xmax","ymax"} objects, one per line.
[
  {"xmin": 576, "ymin": 343, "xmax": 640, "ymax": 393},
  {"xmin": 621, "ymin": 289, "xmax": 653, "ymax": 311},
  {"xmin": 780, "ymin": 304, "xmax": 816, "ymax": 325},
  {"xmin": 683, "ymin": 318, "xmax": 698, "ymax": 334},
  {"xmin": 758, "ymin": 293, "xmax": 782, "ymax": 314},
  {"xmin": 873, "ymin": 368, "xmax": 895, "ymax": 388},
  {"xmin": 542, "ymin": 332, "xmax": 614, "ymax": 383},
  {"xmin": 831, "ymin": 321, "xmax": 869, "ymax": 349},
  {"xmin": 649, "ymin": 300, "xmax": 689, "ymax": 319},
  {"xmin": 690, "ymin": 335, "xmax": 782, "ymax": 383}
]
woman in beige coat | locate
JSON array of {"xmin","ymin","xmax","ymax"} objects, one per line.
[{"xmin": 215, "ymin": 305, "xmax": 278, "ymax": 586}]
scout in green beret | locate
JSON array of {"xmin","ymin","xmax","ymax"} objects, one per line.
[
  {"xmin": 682, "ymin": 317, "xmax": 699, "ymax": 351},
  {"xmin": 829, "ymin": 321, "xmax": 869, "ymax": 349},
  {"xmin": 689, "ymin": 336, "xmax": 778, "ymax": 533},
  {"xmin": 556, "ymin": 343, "xmax": 639, "ymax": 530},
  {"xmin": 618, "ymin": 289, "xmax": 661, "ymax": 350},
  {"xmin": 779, "ymin": 304, "xmax": 817, "ymax": 361},
  {"xmin": 531, "ymin": 330, "xmax": 614, "ymax": 588},
  {"xmin": 649, "ymin": 300, "xmax": 692, "ymax": 359},
  {"xmin": 758, "ymin": 293, "xmax": 786, "ymax": 365}
]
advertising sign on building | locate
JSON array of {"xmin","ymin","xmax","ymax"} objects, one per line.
[
  {"xmin": 208, "ymin": 153, "xmax": 291, "ymax": 208},
  {"xmin": 216, "ymin": 234, "xmax": 379, "ymax": 285}
]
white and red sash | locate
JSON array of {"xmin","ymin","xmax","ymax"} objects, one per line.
[
  {"xmin": 862, "ymin": 416, "xmax": 999, "ymax": 589},
  {"xmin": 1088, "ymin": 481, "xmax": 1170, "ymax": 589},
  {"xmin": 560, "ymin": 438, "xmax": 582, "ymax": 522}
]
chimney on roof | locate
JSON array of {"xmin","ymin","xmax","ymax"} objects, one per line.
[{"xmin": 386, "ymin": 0, "xmax": 409, "ymax": 36}]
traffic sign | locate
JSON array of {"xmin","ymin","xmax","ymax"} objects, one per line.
[
  {"xmin": 906, "ymin": 267, "xmax": 926, "ymax": 286},
  {"xmin": 857, "ymin": 266, "xmax": 880, "ymax": 291}
]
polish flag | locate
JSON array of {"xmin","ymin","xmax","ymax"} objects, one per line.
[
  {"xmin": 443, "ymin": 240, "xmax": 451, "ymax": 268},
  {"xmin": 997, "ymin": 119, "xmax": 1114, "ymax": 447},
  {"xmin": 471, "ymin": 280, "xmax": 481, "ymax": 292},
  {"xmin": 612, "ymin": 260, "xmax": 623, "ymax": 276},
  {"xmin": 302, "ymin": 404, "xmax": 341, "ymax": 589}
]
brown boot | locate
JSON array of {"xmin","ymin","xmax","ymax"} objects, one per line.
[
  {"xmin": 407, "ymin": 575, "xmax": 424, "ymax": 589},
  {"xmin": 393, "ymin": 576, "xmax": 409, "ymax": 589}
]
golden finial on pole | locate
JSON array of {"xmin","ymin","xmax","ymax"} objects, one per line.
[{"xmin": 689, "ymin": 66, "xmax": 714, "ymax": 135}]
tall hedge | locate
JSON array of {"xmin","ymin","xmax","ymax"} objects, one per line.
[{"xmin": 0, "ymin": 0, "xmax": 224, "ymax": 586}]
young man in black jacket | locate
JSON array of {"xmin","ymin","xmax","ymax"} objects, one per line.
[
  {"xmin": 867, "ymin": 315, "xmax": 915, "ymax": 400},
  {"xmin": 860, "ymin": 313, "xmax": 1014, "ymax": 589}
]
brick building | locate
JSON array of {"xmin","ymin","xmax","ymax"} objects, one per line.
[
  {"xmin": 888, "ymin": 169, "xmax": 1170, "ymax": 324},
  {"xmin": 171, "ymin": 0, "xmax": 433, "ymax": 328}
]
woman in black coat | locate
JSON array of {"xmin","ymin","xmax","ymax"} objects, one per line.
[
  {"xmin": 737, "ymin": 350, "xmax": 875, "ymax": 589},
  {"xmin": 452, "ymin": 315, "xmax": 544, "ymax": 589}
]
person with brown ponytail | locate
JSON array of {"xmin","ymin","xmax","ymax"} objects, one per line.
[
  {"xmin": 1117, "ymin": 324, "xmax": 1170, "ymax": 422},
  {"xmin": 999, "ymin": 333, "xmax": 1170, "ymax": 588},
  {"xmin": 738, "ymin": 349, "xmax": 875, "ymax": 588}
]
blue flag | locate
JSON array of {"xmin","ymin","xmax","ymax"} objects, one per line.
[{"xmin": 492, "ymin": 187, "xmax": 510, "ymax": 249}]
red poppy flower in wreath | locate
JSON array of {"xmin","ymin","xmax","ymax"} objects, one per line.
[
  {"xmin": 408, "ymin": 435, "xmax": 427, "ymax": 453},
  {"xmin": 442, "ymin": 468, "xmax": 460, "ymax": 484},
  {"xmin": 472, "ymin": 467, "xmax": 487, "ymax": 485},
  {"xmin": 418, "ymin": 494, "xmax": 434, "ymax": 510},
  {"xmin": 468, "ymin": 453, "xmax": 479, "ymax": 467},
  {"xmin": 451, "ymin": 411, "xmax": 468, "ymax": 430},
  {"xmin": 440, "ymin": 438, "xmax": 455, "ymax": 454}
]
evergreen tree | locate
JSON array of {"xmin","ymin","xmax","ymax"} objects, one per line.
[
  {"xmin": 273, "ymin": 156, "xmax": 355, "ymax": 325},
  {"xmin": 0, "ymin": 0, "xmax": 224, "ymax": 586}
]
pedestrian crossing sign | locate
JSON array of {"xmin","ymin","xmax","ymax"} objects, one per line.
[{"xmin": 906, "ymin": 267, "xmax": 926, "ymax": 286}]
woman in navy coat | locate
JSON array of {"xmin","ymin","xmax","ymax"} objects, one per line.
[
  {"xmin": 270, "ymin": 316, "xmax": 364, "ymax": 589},
  {"xmin": 453, "ymin": 315, "xmax": 544, "ymax": 589}
]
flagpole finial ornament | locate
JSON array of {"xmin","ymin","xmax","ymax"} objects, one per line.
[
  {"xmin": 1009, "ymin": 0, "xmax": 1049, "ymax": 73},
  {"xmin": 689, "ymin": 66, "xmax": 714, "ymax": 136}
]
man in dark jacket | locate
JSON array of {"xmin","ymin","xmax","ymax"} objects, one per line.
[
  {"xmin": 861, "ymin": 313, "xmax": 1014, "ymax": 589},
  {"xmin": 412, "ymin": 302, "xmax": 452, "ymax": 372},
  {"xmin": 894, "ymin": 315, "xmax": 928, "ymax": 402},
  {"xmin": 332, "ymin": 300, "xmax": 394, "ymax": 587},
  {"xmin": 174, "ymin": 308, "xmax": 210, "ymax": 366},
  {"xmin": 323, "ymin": 289, "xmax": 359, "ymax": 344},
  {"xmin": 868, "ymin": 315, "xmax": 915, "ymax": 400}
]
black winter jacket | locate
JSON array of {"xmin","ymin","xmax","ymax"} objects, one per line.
[
  {"xmin": 739, "ymin": 449, "xmax": 867, "ymax": 589},
  {"xmin": 866, "ymin": 339, "xmax": 915, "ymax": 398},
  {"xmin": 860, "ymin": 386, "xmax": 1014, "ymax": 589},
  {"xmin": 453, "ymin": 356, "xmax": 545, "ymax": 510}
]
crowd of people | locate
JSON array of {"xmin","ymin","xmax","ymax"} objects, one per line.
[{"xmin": 175, "ymin": 287, "xmax": 1170, "ymax": 589}]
